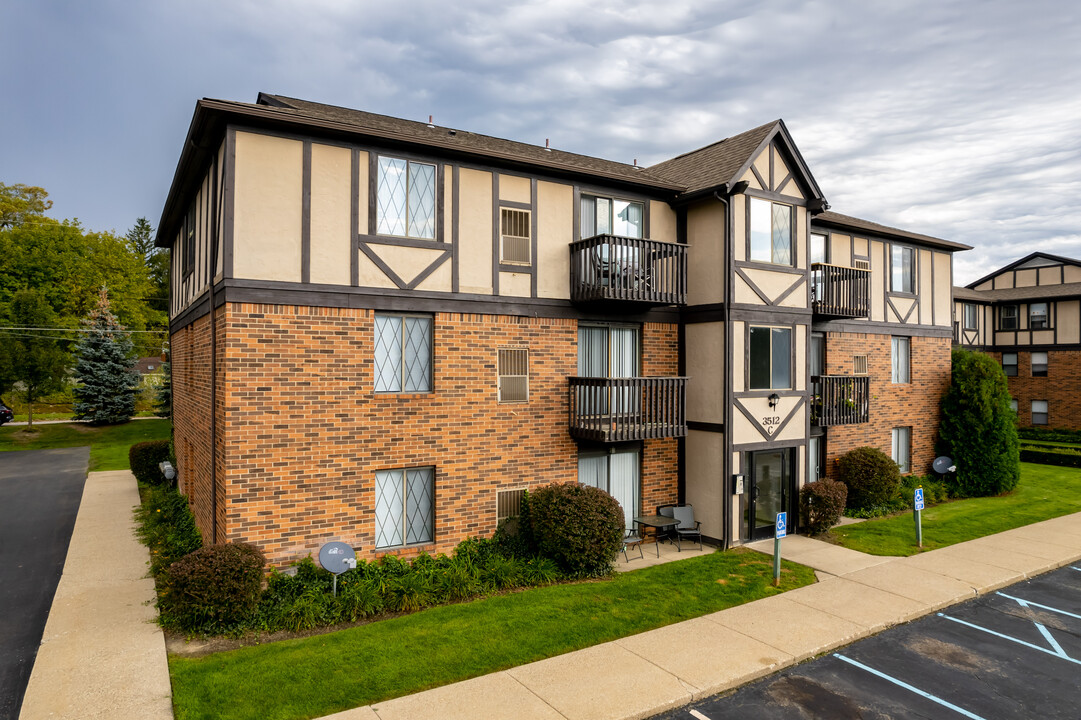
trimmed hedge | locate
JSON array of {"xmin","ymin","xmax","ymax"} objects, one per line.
[
  {"xmin": 799, "ymin": 479, "xmax": 847, "ymax": 535},
  {"xmin": 527, "ymin": 482, "xmax": 625, "ymax": 576},
  {"xmin": 129, "ymin": 439, "xmax": 173, "ymax": 485},
  {"xmin": 1020, "ymin": 449, "xmax": 1081, "ymax": 468},
  {"xmin": 1018, "ymin": 427, "xmax": 1081, "ymax": 445},
  {"xmin": 835, "ymin": 446, "xmax": 902, "ymax": 511},
  {"xmin": 163, "ymin": 543, "xmax": 266, "ymax": 633}
]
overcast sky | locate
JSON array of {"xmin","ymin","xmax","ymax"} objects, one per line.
[{"xmin": 2, "ymin": 0, "xmax": 1079, "ymax": 284}]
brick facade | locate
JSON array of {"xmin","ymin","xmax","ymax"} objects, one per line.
[
  {"xmin": 171, "ymin": 303, "xmax": 680, "ymax": 566},
  {"xmin": 990, "ymin": 350, "xmax": 1081, "ymax": 431},
  {"xmin": 822, "ymin": 333, "xmax": 952, "ymax": 477}
]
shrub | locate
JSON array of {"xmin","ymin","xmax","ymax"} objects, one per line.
[
  {"xmin": 799, "ymin": 479, "xmax": 847, "ymax": 535},
  {"xmin": 527, "ymin": 482, "xmax": 624, "ymax": 576},
  {"xmin": 134, "ymin": 485, "xmax": 202, "ymax": 578},
  {"xmin": 162, "ymin": 543, "xmax": 265, "ymax": 633},
  {"xmin": 835, "ymin": 446, "xmax": 902, "ymax": 511},
  {"xmin": 129, "ymin": 440, "xmax": 173, "ymax": 485},
  {"xmin": 938, "ymin": 347, "xmax": 1019, "ymax": 497}
]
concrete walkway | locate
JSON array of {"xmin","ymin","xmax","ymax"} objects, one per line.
[{"xmin": 19, "ymin": 471, "xmax": 172, "ymax": 720}]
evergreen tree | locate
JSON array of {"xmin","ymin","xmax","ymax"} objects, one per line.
[
  {"xmin": 937, "ymin": 347, "xmax": 1020, "ymax": 497},
  {"xmin": 72, "ymin": 288, "xmax": 140, "ymax": 425},
  {"xmin": 155, "ymin": 358, "xmax": 172, "ymax": 419}
]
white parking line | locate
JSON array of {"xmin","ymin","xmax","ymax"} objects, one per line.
[
  {"xmin": 937, "ymin": 613, "xmax": 1081, "ymax": 666},
  {"xmin": 834, "ymin": 654, "xmax": 986, "ymax": 719},
  {"xmin": 688, "ymin": 710, "xmax": 712, "ymax": 720},
  {"xmin": 997, "ymin": 592, "xmax": 1081, "ymax": 620}
]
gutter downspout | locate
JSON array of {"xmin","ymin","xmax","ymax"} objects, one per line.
[
  {"xmin": 209, "ymin": 151, "xmax": 221, "ymax": 545},
  {"xmin": 713, "ymin": 188, "xmax": 733, "ymax": 552}
]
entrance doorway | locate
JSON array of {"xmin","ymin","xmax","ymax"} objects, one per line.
[{"xmin": 747, "ymin": 448, "xmax": 794, "ymax": 540}]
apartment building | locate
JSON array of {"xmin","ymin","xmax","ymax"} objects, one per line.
[
  {"xmin": 954, "ymin": 253, "xmax": 1081, "ymax": 431},
  {"xmin": 159, "ymin": 93, "xmax": 968, "ymax": 564}
]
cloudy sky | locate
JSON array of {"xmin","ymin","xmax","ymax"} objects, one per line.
[{"xmin": 2, "ymin": 0, "xmax": 1079, "ymax": 284}]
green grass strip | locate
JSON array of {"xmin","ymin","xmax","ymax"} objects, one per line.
[
  {"xmin": 169, "ymin": 549, "xmax": 815, "ymax": 720},
  {"xmin": 0, "ymin": 419, "xmax": 171, "ymax": 471},
  {"xmin": 833, "ymin": 462, "xmax": 1081, "ymax": 557}
]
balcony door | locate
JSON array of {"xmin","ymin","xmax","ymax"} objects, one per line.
[
  {"xmin": 578, "ymin": 325, "xmax": 639, "ymax": 416},
  {"xmin": 578, "ymin": 448, "xmax": 640, "ymax": 530}
]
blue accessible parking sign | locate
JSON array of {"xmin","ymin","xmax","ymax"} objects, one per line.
[
  {"xmin": 914, "ymin": 487, "xmax": 925, "ymax": 511},
  {"xmin": 776, "ymin": 512, "xmax": 787, "ymax": 538}
]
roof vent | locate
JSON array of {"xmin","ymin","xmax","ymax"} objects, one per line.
[
  {"xmin": 448, "ymin": 129, "xmax": 456, "ymax": 136},
  {"xmin": 426, "ymin": 115, "xmax": 435, "ymax": 129},
  {"xmin": 633, "ymin": 158, "xmax": 641, "ymax": 170},
  {"xmin": 545, "ymin": 138, "xmax": 551, "ymax": 152}
]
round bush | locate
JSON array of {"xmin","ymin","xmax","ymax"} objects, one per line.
[
  {"xmin": 129, "ymin": 440, "xmax": 172, "ymax": 485},
  {"xmin": 798, "ymin": 479, "xmax": 847, "ymax": 535},
  {"xmin": 835, "ymin": 446, "xmax": 902, "ymax": 511},
  {"xmin": 527, "ymin": 482, "xmax": 624, "ymax": 576},
  {"xmin": 163, "ymin": 542, "xmax": 265, "ymax": 632}
]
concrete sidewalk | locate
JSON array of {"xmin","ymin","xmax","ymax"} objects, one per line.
[{"xmin": 19, "ymin": 471, "xmax": 172, "ymax": 720}]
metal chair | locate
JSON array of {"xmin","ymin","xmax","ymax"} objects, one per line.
[
  {"xmin": 658, "ymin": 503, "xmax": 703, "ymax": 551},
  {"xmin": 621, "ymin": 529, "xmax": 645, "ymax": 563}
]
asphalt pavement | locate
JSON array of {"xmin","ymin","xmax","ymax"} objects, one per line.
[{"xmin": 0, "ymin": 448, "xmax": 88, "ymax": 720}]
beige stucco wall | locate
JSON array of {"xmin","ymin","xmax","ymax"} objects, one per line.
[
  {"xmin": 870, "ymin": 240, "xmax": 885, "ymax": 322},
  {"xmin": 1015, "ymin": 268, "xmax": 1038, "ymax": 287},
  {"xmin": 309, "ymin": 143, "xmax": 352, "ymax": 286},
  {"xmin": 933, "ymin": 252, "xmax": 952, "ymax": 327},
  {"xmin": 687, "ymin": 200, "xmax": 726, "ymax": 305},
  {"xmin": 357, "ymin": 151, "xmax": 369, "ymax": 238},
  {"xmin": 458, "ymin": 168, "xmax": 493, "ymax": 295},
  {"xmin": 732, "ymin": 396, "xmax": 806, "ymax": 445},
  {"xmin": 1038, "ymin": 266, "xmax": 1060, "ymax": 286},
  {"xmin": 889, "ymin": 296, "xmax": 917, "ymax": 324},
  {"xmin": 685, "ymin": 430, "xmax": 724, "ymax": 540},
  {"xmin": 740, "ymin": 167, "xmax": 763, "ymax": 191},
  {"xmin": 415, "ymin": 260, "xmax": 452, "ymax": 292},
  {"xmin": 536, "ymin": 180, "xmax": 572, "ymax": 300},
  {"xmin": 1059, "ymin": 300, "xmax": 1080, "ymax": 343},
  {"xmin": 233, "ymin": 131, "xmax": 303, "ymax": 283},
  {"xmin": 853, "ymin": 236, "xmax": 868, "ymax": 258},
  {"xmin": 830, "ymin": 234, "xmax": 852, "ymax": 267},
  {"xmin": 738, "ymin": 267, "xmax": 806, "ymax": 309},
  {"xmin": 374, "ymin": 245, "xmax": 450, "ymax": 289},
  {"xmin": 732, "ymin": 195, "xmax": 746, "ymax": 263},
  {"xmin": 731, "ymin": 320, "xmax": 745, "ymax": 393},
  {"xmin": 356, "ymin": 251, "xmax": 397, "ymax": 289},
  {"xmin": 918, "ymin": 249, "xmax": 933, "ymax": 323},
  {"xmin": 1065, "ymin": 266, "xmax": 1081, "ymax": 283},
  {"xmin": 499, "ymin": 173, "xmax": 531, "ymax": 204},
  {"xmin": 685, "ymin": 322, "xmax": 724, "ymax": 423},
  {"xmin": 650, "ymin": 200, "xmax": 677, "ymax": 244},
  {"xmin": 500, "ymin": 271, "xmax": 531, "ymax": 297},
  {"xmin": 794, "ymin": 206, "xmax": 807, "ymax": 269}
]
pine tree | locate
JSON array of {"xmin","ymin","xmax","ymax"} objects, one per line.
[{"xmin": 72, "ymin": 288, "xmax": 140, "ymax": 425}]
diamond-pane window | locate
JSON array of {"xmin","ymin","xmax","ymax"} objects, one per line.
[
  {"xmin": 374, "ymin": 314, "xmax": 432, "ymax": 393},
  {"xmin": 377, "ymin": 156, "xmax": 436, "ymax": 239},
  {"xmin": 771, "ymin": 204, "xmax": 791, "ymax": 264},
  {"xmin": 749, "ymin": 198, "xmax": 793, "ymax": 266},
  {"xmin": 375, "ymin": 467, "xmax": 434, "ymax": 549}
]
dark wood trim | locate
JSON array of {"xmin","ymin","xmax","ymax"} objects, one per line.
[
  {"xmin": 687, "ymin": 421, "xmax": 724, "ymax": 433},
  {"xmin": 350, "ymin": 148, "xmax": 359, "ymax": 287},
  {"xmin": 643, "ymin": 199, "xmax": 651, "ymax": 239},
  {"xmin": 730, "ymin": 307, "xmax": 812, "ymax": 322},
  {"xmin": 359, "ymin": 233, "xmax": 445, "ymax": 250},
  {"xmin": 750, "ymin": 164, "xmax": 767, "ymax": 192},
  {"xmin": 811, "ymin": 317, "xmax": 954, "ymax": 338},
  {"xmin": 499, "ymin": 199, "xmax": 531, "ymax": 210},
  {"xmin": 775, "ymin": 172, "xmax": 793, "ymax": 195},
  {"xmin": 368, "ymin": 151, "xmax": 378, "ymax": 235},
  {"xmin": 733, "ymin": 439, "xmax": 806, "ymax": 452},
  {"xmin": 572, "ymin": 186, "xmax": 581, "ymax": 243},
  {"xmin": 531, "ymin": 178, "xmax": 539, "ymax": 298},
  {"xmin": 734, "ymin": 260, "xmax": 806, "ymax": 275},
  {"xmin": 224, "ymin": 127, "xmax": 236, "ymax": 279},
  {"xmin": 734, "ymin": 400, "xmax": 773, "ymax": 442},
  {"xmin": 681, "ymin": 303, "xmax": 726, "ymax": 324},
  {"xmin": 499, "ymin": 263, "xmax": 532, "ymax": 274},
  {"xmin": 301, "ymin": 140, "xmax": 312, "ymax": 284},
  {"xmin": 930, "ymin": 249, "xmax": 937, "ymax": 326},
  {"xmin": 772, "ymin": 275, "xmax": 806, "ymax": 307},
  {"xmin": 742, "ymin": 186, "xmax": 809, "ymax": 206},
  {"xmin": 451, "ymin": 165, "xmax": 460, "ymax": 293},
  {"xmin": 734, "ymin": 266, "xmax": 773, "ymax": 305},
  {"xmin": 358, "ymin": 242, "xmax": 408, "ymax": 289},
  {"xmin": 404, "ymin": 250, "xmax": 452, "ymax": 291},
  {"xmin": 768, "ymin": 142, "xmax": 775, "ymax": 190},
  {"xmin": 492, "ymin": 172, "xmax": 500, "ymax": 295},
  {"xmin": 436, "ymin": 162, "xmax": 445, "ymax": 245}
]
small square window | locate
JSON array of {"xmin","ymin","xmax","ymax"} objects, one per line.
[
  {"xmin": 853, "ymin": 355, "xmax": 869, "ymax": 375},
  {"xmin": 498, "ymin": 348, "xmax": 529, "ymax": 402},
  {"xmin": 497, "ymin": 488, "xmax": 527, "ymax": 522},
  {"xmin": 1031, "ymin": 351, "xmax": 1048, "ymax": 377},
  {"xmin": 1002, "ymin": 353, "xmax": 1018, "ymax": 377},
  {"xmin": 1000, "ymin": 305, "xmax": 1018, "ymax": 330},
  {"xmin": 1031, "ymin": 400, "xmax": 1048, "ymax": 426},
  {"xmin": 500, "ymin": 208, "xmax": 531, "ymax": 264},
  {"xmin": 1029, "ymin": 303, "xmax": 1049, "ymax": 329}
]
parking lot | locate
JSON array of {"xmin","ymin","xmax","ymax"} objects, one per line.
[{"xmin": 654, "ymin": 564, "xmax": 1081, "ymax": 719}]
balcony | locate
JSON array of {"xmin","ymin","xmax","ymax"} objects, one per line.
[
  {"xmin": 811, "ymin": 263, "xmax": 870, "ymax": 319},
  {"xmin": 568, "ymin": 377, "xmax": 688, "ymax": 442},
  {"xmin": 570, "ymin": 235, "xmax": 687, "ymax": 306},
  {"xmin": 811, "ymin": 375, "xmax": 870, "ymax": 426}
]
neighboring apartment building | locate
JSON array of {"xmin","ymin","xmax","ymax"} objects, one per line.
[
  {"xmin": 158, "ymin": 93, "xmax": 967, "ymax": 564},
  {"xmin": 954, "ymin": 252, "xmax": 1081, "ymax": 431}
]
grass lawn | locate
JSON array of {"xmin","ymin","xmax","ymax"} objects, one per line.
[
  {"xmin": 833, "ymin": 462, "xmax": 1081, "ymax": 557},
  {"xmin": 169, "ymin": 549, "xmax": 815, "ymax": 720},
  {"xmin": 0, "ymin": 419, "xmax": 171, "ymax": 471}
]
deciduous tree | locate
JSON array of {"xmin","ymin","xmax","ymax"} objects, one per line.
[{"xmin": 4, "ymin": 290, "xmax": 68, "ymax": 426}]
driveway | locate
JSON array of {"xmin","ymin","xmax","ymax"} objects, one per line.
[{"xmin": 0, "ymin": 448, "xmax": 88, "ymax": 719}]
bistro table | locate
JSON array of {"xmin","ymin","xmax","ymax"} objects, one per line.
[{"xmin": 632, "ymin": 515, "xmax": 680, "ymax": 557}]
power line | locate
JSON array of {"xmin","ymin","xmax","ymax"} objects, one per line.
[{"xmin": 0, "ymin": 325, "xmax": 166, "ymax": 333}]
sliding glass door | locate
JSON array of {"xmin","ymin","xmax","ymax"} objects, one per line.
[
  {"xmin": 578, "ymin": 448, "xmax": 640, "ymax": 530},
  {"xmin": 578, "ymin": 325, "xmax": 639, "ymax": 416}
]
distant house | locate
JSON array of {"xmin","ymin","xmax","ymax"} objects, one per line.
[{"xmin": 133, "ymin": 357, "xmax": 166, "ymax": 387}]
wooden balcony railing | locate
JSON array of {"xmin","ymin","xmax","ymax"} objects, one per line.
[
  {"xmin": 811, "ymin": 263, "xmax": 870, "ymax": 318},
  {"xmin": 811, "ymin": 375, "xmax": 870, "ymax": 426},
  {"xmin": 570, "ymin": 235, "xmax": 687, "ymax": 305},
  {"xmin": 568, "ymin": 377, "xmax": 688, "ymax": 442}
]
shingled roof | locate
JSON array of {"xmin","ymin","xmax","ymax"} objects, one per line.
[
  {"xmin": 813, "ymin": 210, "xmax": 971, "ymax": 252},
  {"xmin": 646, "ymin": 121, "xmax": 778, "ymax": 194},
  {"xmin": 954, "ymin": 282, "xmax": 1081, "ymax": 302}
]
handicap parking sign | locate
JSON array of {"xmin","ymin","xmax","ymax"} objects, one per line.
[
  {"xmin": 775, "ymin": 512, "xmax": 787, "ymax": 538},
  {"xmin": 914, "ymin": 487, "xmax": 925, "ymax": 511}
]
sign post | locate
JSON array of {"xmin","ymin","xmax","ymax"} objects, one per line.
[
  {"xmin": 913, "ymin": 487, "xmax": 924, "ymax": 548},
  {"xmin": 773, "ymin": 512, "xmax": 787, "ymax": 586}
]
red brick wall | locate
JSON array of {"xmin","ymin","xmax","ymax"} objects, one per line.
[
  {"xmin": 823, "ymin": 333, "xmax": 952, "ymax": 477},
  {"xmin": 990, "ymin": 350, "xmax": 1081, "ymax": 431},
  {"xmin": 172, "ymin": 304, "xmax": 679, "ymax": 566}
]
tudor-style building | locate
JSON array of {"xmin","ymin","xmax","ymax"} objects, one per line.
[
  {"xmin": 159, "ymin": 93, "xmax": 968, "ymax": 564},
  {"xmin": 954, "ymin": 252, "xmax": 1081, "ymax": 431}
]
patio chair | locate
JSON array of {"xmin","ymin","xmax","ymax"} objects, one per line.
[
  {"xmin": 658, "ymin": 503, "xmax": 703, "ymax": 551},
  {"xmin": 621, "ymin": 529, "xmax": 644, "ymax": 563}
]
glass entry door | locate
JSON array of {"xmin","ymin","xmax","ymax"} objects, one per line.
[{"xmin": 748, "ymin": 448, "xmax": 792, "ymax": 540}]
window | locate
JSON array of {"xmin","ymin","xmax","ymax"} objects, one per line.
[
  {"xmin": 809, "ymin": 333, "xmax": 824, "ymax": 378},
  {"xmin": 1000, "ymin": 305, "xmax": 1018, "ymax": 330},
  {"xmin": 749, "ymin": 198, "xmax": 792, "ymax": 265},
  {"xmin": 500, "ymin": 208, "xmax": 531, "ymax": 264},
  {"xmin": 581, "ymin": 196, "xmax": 643, "ymax": 239},
  {"xmin": 182, "ymin": 204, "xmax": 196, "ymax": 277},
  {"xmin": 853, "ymin": 355, "xmax": 869, "ymax": 375},
  {"xmin": 810, "ymin": 233, "xmax": 827, "ymax": 265},
  {"xmin": 808, "ymin": 436, "xmax": 821, "ymax": 484},
  {"xmin": 963, "ymin": 303, "xmax": 979, "ymax": 330},
  {"xmin": 374, "ymin": 314, "xmax": 432, "ymax": 392},
  {"xmin": 498, "ymin": 348, "xmax": 529, "ymax": 402},
  {"xmin": 1009, "ymin": 398, "xmax": 1018, "ymax": 413},
  {"xmin": 1029, "ymin": 302, "xmax": 1049, "ymax": 329},
  {"xmin": 578, "ymin": 325, "xmax": 639, "ymax": 415},
  {"xmin": 579, "ymin": 448, "xmax": 639, "ymax": 529},
  {"xmin": 377, "ymin": 157, "xmax": 436, "ymax": 239},
  {"xmin": 1031, "ymin": 400, "xmax": 1048, "ymax": 426},
  {"xmin": 891, "ymin": 427, "xmax": 911, "ymax": 473},
  {"xmin": 749, "ymin": 326, "xmax": 792, "ymax": 390},
  {"xmin": 497, "ymin": 488, "xmax": 526, "ymax": 522},
  {"xmin": 1002, "ymin": 352, "xmax": 1018, "ymax": 377},
  {"xmin": 375, "ymin": 467, "xmax": 434, "ymax": 548},
  {"xmin": 891, "ymin": 337, "xmax": 910, "ymax": 384},
  {"xmin": 1031, "ymin": 351, "xmax": 1048, "ymax": 377},
  {"xmin": 890, "ymin": 245, "xmax": 915, "ymax": 293}
]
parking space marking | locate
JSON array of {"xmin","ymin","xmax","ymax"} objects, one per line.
[
  {"xmin": 688, "ymin": 710, "xmax": 712, "ymax": 720},
  {"xmin": 833, "ymin": 654, "xmax": 986, "ymax": 719},
  {"xmin": 937, "ymin": 613, "xmax": 1081, "ymax": 665},
  {"xmin": 997, "ymin": 592, "xmax": 1081, "ymax": 620}
]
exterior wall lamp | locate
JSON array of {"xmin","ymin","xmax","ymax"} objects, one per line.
[{"xmin": 768, "ymin": 393, "xmax": 780, "ymax": 409}]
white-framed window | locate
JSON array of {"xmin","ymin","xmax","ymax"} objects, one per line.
[
  {"xmin": 1029, "ymin": 302, "xmax": 1049, "ymax": 329},
  {"xmin": 1031, "ymin": 351, "xmax": 1048, "ymax": 377},
  {"xmin": 375, "ymin": 467, "xmax": 435, "ymax": 548},
  {"xmin": 891, "ymin": 337, "xmax": 910, "ymax": 384},
  {"xmin": 1000, "ymin": 305, "xmax": 1018, "ymax": 330},
  {"xmin": 749, "ymin": 198, "xmax": 793, "ymax": 265},
  {"xmin": 497, "ymin": 348, "xmax": 529, "ymax": 403},
  {"xmin": 376, "ymin": 156, "xmax": 436, "ymax": 239},
  {"xmin": 1031, "ymin": 400, "xmax": 1049, "ymax": 425},
  {"xmin": 581, "ymin": 195, "xmax": 643, "ymax": 239},
  {"xmin": 500, "ymin": 208, "xmax": 531, "ymax": 264},
  {"xmin": 182, "ymin": 204, "xmax": 196, "ymax": 277},
  {"xmin": 853, "ymin": 354, "xmax": 869, "ymax": 375},
  {"xmin": 579, "ymin": 447, "xmax": 640, "ymax": 530},
  {"xmin": 808, "ymin": 436, "xmax": 821, "ymax": 484},
  {"xmin": 374, "ymin": 314, "xmax": 433, "ymax": 393},
  {"xmin": 810, "ymin": 232, "xmax": 827, "ymax": 264},
  {"xmin": 891, "ymin": 427, "xmax": 911, "ymax": 473},
  {"xmin": 963, "ymin": 303, "xmax": 979, "ymax": 331},
  {"xmin": 749, "ymin": 326, "xmax": 792, "ymax": 390},
  {"xmin": 890, "ymin": 245, "xmax": 915, "ymax": 293},
  {"xmin": 1002, "ymin": 352, "xmax": 1018, "ymax": 377}
]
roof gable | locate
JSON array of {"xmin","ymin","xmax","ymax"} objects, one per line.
[{"xmin": 966, "ymin": 252, "xmax": 1081, "ymax": 289}]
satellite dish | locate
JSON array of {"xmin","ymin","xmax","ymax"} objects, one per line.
[
  {"xmin": 933, "ymin": 456, "xmax": 956, "ymax": 474},
  {"xmin": 318, "ymin": 541, "xmax": 357, "ymax": 575}
]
